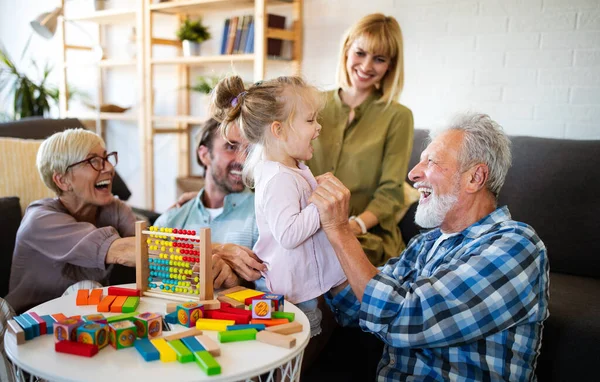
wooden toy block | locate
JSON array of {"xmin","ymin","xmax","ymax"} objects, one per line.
[
  {"xmin": 194, "ymin": 350, "xmax": 221, "ymax": 376},
  {"xmin": 216, "ymin": 295, "xmax": 246, "ymax": 309},
  {"xmin": 165, "ymin": 311, "xmax": 178, "ymax": 324},
  {"xmin": 134, "ymin": 338, "xmax": 160, "ymax": 362},
  {"xmin": 166, "ymin": 302, "xmax": 181, "ymax": 313},
  {"xmin": 217, "ymin": 328, "xmax": 257, "ymax": 343},
  {"xmin": 195, "ymin": 334, "xmax": 221, "ymax": 357},
  {"xmin": 265, "ymin": 321, "xmax": 303, "ymax": 335},
  {"xmin": 122, "ymin": 296, "xmax": 140, "ymax": 313},
  {"xmin": 167, "ymin": 339, "xmax": 194, "ymax": 363},
  {"xmin": 256, "ymin": 330, "xmax": 296, "ymax": 349},
  {"xmin": 76, "ymin": 289, "xmax": 90, "ymax": 306},
  {"xmin": 110, "ymin": 295, "xmax": 128, "ymax": 313},
  {"xmin": 250, "ymin": 318, "xmax": 289, "ymax": 327},
  {"xmin": 40, "ymin": 315, "xmax": 55, "ymax": 334},
  {"xmin": 217, "ymin": 285, "xmax": 247, "ymax": 296},
  {"xmin": 134, "ymin": 312, "xmax": 162, "ymax": 339},
  {"xmin": 7, "ymin": 319, "xmax": 26, "ymax": 345},
  {"xmin": 177, "ymin": 302, "xmax": 204, "ymax": 327},
  {"xmin": 82, "ymin": 314, "xmax": 107, "ymax": 324},
  {"xmin": 77, "ymin": 323, "xmax": 109, "ymax": 349},
  {"xmin": 26, "ymin": 312, "xmax": 47, "ymax": 335},
  {"xmin": 198, "ymin": 299, "xmax": 221, "ymax": 310},
  {"xmin": 150, "ymin": 338, "xmax": 177, "ymax": 362},
  {"xmin": 220, "ymin": 306, "xmax": 252, "ymax": 321},
  {"xmin": 21, "ymin": 314, "xmax": 40, "ymax": 337},
  {"xmin": 195, "ymin": 318, "xmax": 235, "ymax": 332},
  {"xmin": 54, "ymin": 318, "xmax": 84, "ymax": 342},
  {"xmin": 252, "ymin": 299, "xmax": 273, "ymax": 319},
  {"xmin": 262, "ymin": 293, "xmax": 285, "ymax": 311},
  {"xmin": 108, "ymin": 320, "xmax": 136, "ymax": 350},
  {"xmin": 108, "ymin": 286, "xmax": 141, "ymax": 296},
  {"xmin": 227, "ymin": 323, "xmax": 266, "ymax": 332},
  {"xmin": 162, "ymin": 327, "xmax": 202, "ymax": 341},
  {"xmin": 97, "ymin": 295, "xmax": 117, "ymax": 312},
  {"xmin": 13, "ymin": 316, "xmax": 34, "ymax": 340},
  {"xmin": 88, "ymin": 289, "xmax": 104, "ymax": 305},
  {"xmin": 226, "ymin": 289, "xmax": 264, "ymax": 304},
  {"xmin": 272, "ymin": 311, "xmax": 295, "ymax": 322},
  {"xmin": 51, "ymin": 313, "xmax": 67, "ymax": 322},
  {"xmin": 206, "ymin": 310, "xmax": 250, "ymax": 325},
  {"xmin": 107, "ymin": 311, "xmax": 140, "ymax": 324},
  {"xmin": 180, "ymin": 336, "xmax": 205, "ymax": 353},
  {"xmin": 55, "ymin": 340, "xmax": 98, "ymax": 357}
]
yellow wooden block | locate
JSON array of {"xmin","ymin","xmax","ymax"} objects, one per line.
[
  {"xmin": 195, "ymin": 318, "xmax": 235, "ymax": 332},
  {"xmin": 226, "ymin": 289, "xmax": 264, "ymax": 303},
  {"xmin": 150, "ymin": 338, "xmax": 177, "ymax": 362}
]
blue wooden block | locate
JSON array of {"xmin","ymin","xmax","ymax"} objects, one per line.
[
  {"xmin": 134, "ymin": 338, "xmax": 160, "ymax": 362},
  {"xmin": 40, "ymin": 315, "xmax": 55, "ymax": 334},
  {"xmin": 21, "ymin": 314, "xmax": 40, "ymax": 337},
  {"xmin": 164, "ymin": 311, "xmax": 178, "ymax": 324},
  {"xmin": 226, "ymin": 323, "xmax": 266, "ymax": 332},
  {"xmin": 180, "ymin": 336, "xmax": 205, "ymax": 353},
  {"xmin": 13, "ymin": 316, "xmax": 34, "ymax": 340}
]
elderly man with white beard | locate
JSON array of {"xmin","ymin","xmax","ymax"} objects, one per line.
[{"xmin": 310, "ymin": 112, "xmax": 549, "ymax": 382}]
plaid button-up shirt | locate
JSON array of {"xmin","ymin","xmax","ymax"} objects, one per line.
[{"xmin": 327, "ymin": 206, "xmax": 549, "ymax": 381}]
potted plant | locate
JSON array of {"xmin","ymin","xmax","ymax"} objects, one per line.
[{"xmin": 176, "ymin": 18, "xmax": 211, "ymax": 57}]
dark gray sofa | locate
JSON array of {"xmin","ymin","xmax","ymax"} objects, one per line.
[
  {"xmin": 308, "ymin": 129, "xmax": 600, "ymax": 381},
  {"xmin": 0, "ymin": 118, "xmax": 160, "ymax": 302}
]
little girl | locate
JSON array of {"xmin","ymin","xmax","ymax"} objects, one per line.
[{"xmin": 210, "ymin": 76, "xmax": 347, "ymax": 337}]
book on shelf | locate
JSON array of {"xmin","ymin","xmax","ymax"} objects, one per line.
[
  {"xmin": 220, "ymin": 18, "xmax": 230, "ymax": 55},
  {"xmin": 245, "ymin": 17, "xmax": 254, "ymax": 54},
  {"xmin": 267, "ymin": 14, "xmax": 286, "ymax": 57},
  {"xmin": 225, "ymin": 16, "xmax": 238, "ymax": 55},
  {"xmin": 237, "ymin": 15, "xmax": 252, "ymax": 54},
  {"xmin": 218, "ymin": 14, "xmax": 286, "ymax": 56}
]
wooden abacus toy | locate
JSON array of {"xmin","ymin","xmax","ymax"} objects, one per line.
[{"xmin": 135, "ymin": 221, "xmax": 212, "ymax": 302}]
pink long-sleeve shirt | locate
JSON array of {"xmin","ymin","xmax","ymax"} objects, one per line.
[{"xmin": 253, "ymin": 160, "xmax": 346, "ymax": 304}]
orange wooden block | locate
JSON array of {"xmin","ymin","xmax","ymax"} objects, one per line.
[
  {"xmin": 88, "ymin": 289, "xmax": 104, "ymax": 305},
  {"xmin": 51, "ymin": 313, "xmax": 67, "ymax": 322},
  {"xmin": 250, "ymin": 318, "xmax": 290, "ymax": 327},
  {"xmin": 110, "ymin": 296, "xmax": 128, "ymax": 313},
  {"xmin": 76, "ymin": 289, "xmax": 89, "ymax": 306},
  {"xmin": 97, "ymin": 295, "xmax": 117, "ymax": 312}
]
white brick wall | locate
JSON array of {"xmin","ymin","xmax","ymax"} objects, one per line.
[{"xmin": 304, "ymin": 0, "xmax": 600, "ymax": 140}]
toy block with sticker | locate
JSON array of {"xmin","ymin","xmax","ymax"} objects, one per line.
[
  {"xmin": 7, "ymin": 319, "xmax": 26, "ymax": 345},
  {"xmin": 55, "ymin": 340, "xmax": 98, "ymax": 357},
  {"xmin": 77, "ymin": 323, "xmax": 109, "ymax": 349},
  {"xmin": 134, "ymin": 338, "xmax": 160, "ymax": 362},
  {"xmin": 88, "ymin": 289, "xmax": 104, "ymax": 305},
  {"xmin": 262, "ymin": 293, "xmax": 285, "ymax": 311},
  {"xmin": 194, "ymin": 350, "xmax": 221, "ymax": 376},
  {"xmin": 76, "ymin": 289, "xmax": 89, "ymax": 306},
  {"xmin": 195, "ymin": 318, "xmax": 235, "ymax": 332},
  {"xmin": 265, "ymin": 320, "xmax": 303, "ymax": 335},
  {"xmin": 251, "ymin": 299, "xmax": 273, "ymax": 319},
  {"xmin": 226, "ymin": 288, "xmax": 264, "ymax": 304},
  {"xmin": 256, "ymin": 330, "xmax": 296, "ymax": 349},
  {"xmin": 217, "ymin": 328, "xmax": 257, "ymax": 343},
  {"xmin": 135, "ymin": 222, "xmax": 213, "ymax": 303},
  {"xmin": 177, "ymin": 302, "xmax": 204, "ymax": 327},
  {"xmin": 108, "ymin": 320, "xmax": 136, "ymax": 350},
  {"xmin": 134, "ymin": 312, "xmax": 162, "ymax": 339},
  {"xmin": 82, "ymin": 314, "xmax": 107, "ymax": 324},
  {"xmin": 54, "ymin": 318, "xmax": 84, "ymax": 342}
]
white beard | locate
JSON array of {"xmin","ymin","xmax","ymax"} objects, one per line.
[{"xmin": 415, "ymin": 191, "xmax": 458, "ymax": 229}]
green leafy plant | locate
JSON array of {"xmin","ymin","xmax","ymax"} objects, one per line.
[
  {"xmin": 190, "ymin": 75, "xmax": 219, "ymax": 94},
  {"xmin": 176, "ymin": 18, "xmax": 211, "ymax": 43}
]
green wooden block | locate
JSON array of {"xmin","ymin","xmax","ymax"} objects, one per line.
[
  {"xmin": 167, "ymin": 339, "xmax": 194, "ymax": 363},
  {"xmin": 217, "ymin": 328, "xmax": 257, "ymax": 343},
  {"xmin": 272, "ymin": 311, "xmax": 295, "ymax": 322},
  {"xmin": 194, "ymin": 350, "xmax": 221, "ymax": 376},
  {"xmin": 122, "ymin": 297, "xmax": 140, "ymax": 313},
  {"xmin": 107, "ymin": 311, "xmax": 139, "ymax": 323}
]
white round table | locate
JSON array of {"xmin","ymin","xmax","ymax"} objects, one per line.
[{"xmin": 4, "ymin": 286, "xmax": 310, "ymax": 382}]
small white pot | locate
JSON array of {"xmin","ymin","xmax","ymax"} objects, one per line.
[{"xmin": 182, "ymin": 40, "xmax": 201, "ymax": 56}]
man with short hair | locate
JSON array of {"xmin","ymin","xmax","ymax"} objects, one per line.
[
  {"xmin": 154, "ymin": 118, "xmax": 266, "ymax": 283},
  {"xmin": 311, "ymin": 113, "xmax": 549, "ymax": 381}
]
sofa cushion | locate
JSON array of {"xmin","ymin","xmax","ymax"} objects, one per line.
[{"xmin": 0, "ymin": 197, "xmax": 21, "ymax": 298}]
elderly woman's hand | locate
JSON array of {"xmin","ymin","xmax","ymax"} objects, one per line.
[
  {"xmin": 310, "ymin": 173, "xmax": 352, "ymax": 234},
  {"xmin": 212, "ymin": 254, "xmax": 242, "ymax": 289},
  {"xmin": 213, "ymin": 244, "xmax": 266, "ymax": 282},
  {"xmin": 106, "ymin": 237, "xmax": 137, "ymax": 267}
]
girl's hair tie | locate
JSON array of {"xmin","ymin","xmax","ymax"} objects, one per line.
[{"xmin": 231, "ymin": 91, "xmax": 247, "ymax": 107}]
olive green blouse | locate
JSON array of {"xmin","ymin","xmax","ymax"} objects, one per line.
[{"xmin": 307, "ymin": 89, "xmax": 414, "ymax": 266}]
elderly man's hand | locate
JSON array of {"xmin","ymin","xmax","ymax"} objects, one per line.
[
  {"xmin": 168, "ymin": 191, "xmax": 199, "ymax": 210},
  {"xmin": 310, "ymin": 173, "xmax": 352, "ymax": 233},
  {"xmin": 213, "ymin": 244, "xmax": 267, "ymax": 282},
  {"xmin": 212, "ymin": 254, "xmax": 241, "ymax": 289}
]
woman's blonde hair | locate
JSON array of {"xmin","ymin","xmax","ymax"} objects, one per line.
[
  {"xmin": 210, "ymin": 75, "xmax": 323, "ymax": 187},
  {"xmin": 336, "ymin": 13, "xmax": 405, "ymax": 105},
  {"xmin": 37, "ymin": 128, "xmax": 105, "ymax": 195}
]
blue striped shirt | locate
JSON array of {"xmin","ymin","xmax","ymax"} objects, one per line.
[
  {"xmin": 327, "ymin": 206, "xmax": 549, "ymax": 381},
  {"xmin": 154, "ymin": 189, "xmax": 258, "ymax": 248}
]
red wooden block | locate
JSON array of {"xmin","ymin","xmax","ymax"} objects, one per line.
[
  {"xmin": 107, "ymin": 286, "xmax": 141, "ymax": 297},
  {"xmin": 209, "ymin": 310, "xmax": 250, "ymax": 325},
  {"xmin": 220, "ymin": 306, "xmax": 252, "ymax": 321},
  {"xmin": 244, "ymin": 294, "xmax": 266, "ymax": 306},
  {"xmin": 55, "ymin": 340, "xmax": 99, "ymax": 357}
]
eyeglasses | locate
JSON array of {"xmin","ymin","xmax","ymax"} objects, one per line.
[{"xmin": 66, "ymin": 152, "xmax": 118, "ymax": 172}]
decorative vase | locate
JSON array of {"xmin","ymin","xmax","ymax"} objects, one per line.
[{"xmin": 182, "ymin": 40, "xmax": 201, "ymax": 56}]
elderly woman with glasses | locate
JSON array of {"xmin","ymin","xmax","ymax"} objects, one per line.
[{"xmin": 5, "ymin": 128, "xmax": 137, "ymax": 313}]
